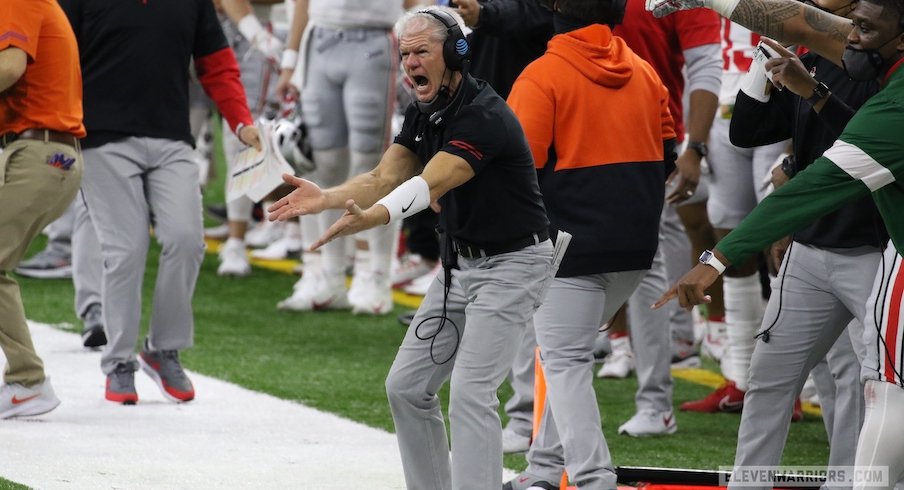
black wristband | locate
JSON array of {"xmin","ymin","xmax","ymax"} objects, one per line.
[{"xmin": 687, "ymin": 141, "xmax": 708, "ymax": 158}]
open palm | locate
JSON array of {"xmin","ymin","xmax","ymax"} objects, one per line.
[{"xmin": 267, "ymin": 174, "xmax": 327, "ymax": 221}]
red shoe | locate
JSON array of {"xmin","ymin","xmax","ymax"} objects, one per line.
[
  {"xmin": 680, "ymin": 381, "xmax": 745, "ymax": 413},
  {"xmin": 791, "ymin": 398, "xmax": 803, "ymax": 422}
]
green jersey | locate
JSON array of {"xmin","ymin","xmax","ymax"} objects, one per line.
[{"xmin": 717, "ymin": 60, "xmax": 904, "ymax": 265}]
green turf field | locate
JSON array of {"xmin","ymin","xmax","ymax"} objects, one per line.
[{"xmin": 4, "ymin": 123, "xmax": 830, "ymax": 487}]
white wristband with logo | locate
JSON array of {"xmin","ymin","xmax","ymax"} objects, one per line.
[{"xmin": 375, "ymin": 176, "xmax": 431, "ymax": 224}]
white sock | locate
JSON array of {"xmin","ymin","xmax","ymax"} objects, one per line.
[
  {"xmin": 722, "ymin": 274, "xmax": 763, "ymax": 391},
  {"xmin": 610, "ymin": 334, "xmax": 632, "ymax": 356}
]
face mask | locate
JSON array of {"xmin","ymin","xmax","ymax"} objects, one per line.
[
  {"xmin": 842, "ymin": 45, "xmax": 885, "ymax": 80},
  {"xmin": 842, "ymin": 29, "xmax": 904, "ymax": 81}
]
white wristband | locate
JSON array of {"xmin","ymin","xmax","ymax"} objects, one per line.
[
  {"xmin": 280, "ymin": 49, "xmax": 299, "ymax": 70},
  {"xmin": 237, "ymin": 14, "xmax": 264, "ymax": 44},
  {"xmin": 706, "ymin": 0, "xmax": 741, "ymax": 18},
  {"xmin": 740, "ymin": 60, "xmax": 772, "ymax": 103},
  {"xmin": 375, "ymin": 176, "xmax": 431, "ymax": 224},
  {"xmin": 699, "ymin": 250, "xmax": 727, "ymax": 275}
]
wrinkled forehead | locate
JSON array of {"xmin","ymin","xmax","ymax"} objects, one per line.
[
  {"xmin": 399, "ymin": 16, "xmax": 443, "ymax": 41},
  {"xmin": 399, "ymin": 21, "xmax": 443, "ymax": 50}
]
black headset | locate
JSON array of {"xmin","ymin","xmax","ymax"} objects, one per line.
[{"xmin": 418, "ymin": 9, "xmax": 471, "ymax": 71}]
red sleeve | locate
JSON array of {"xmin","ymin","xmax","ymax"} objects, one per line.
[
  {"xmin": 194, "ymin": 47, "xmax": 253, "ymax": 134},
  {"xmin": 673, "ymin": 8, "xmax": 721, "ymax": 51}
]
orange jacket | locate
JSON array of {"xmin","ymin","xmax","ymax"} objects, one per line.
[{"xmin": 508, "ymin": 24, "xmax": 676, "ymax": 275}]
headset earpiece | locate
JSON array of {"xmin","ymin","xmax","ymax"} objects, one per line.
[{"xmin": 419, "ymin": 9, "xmax": 471, "ymax": 71}]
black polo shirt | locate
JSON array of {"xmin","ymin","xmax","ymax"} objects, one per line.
[
  {"xmin": 394, "ymin": 75, "xmax": 549, "ymax": 248},
  {"xmin": 60, "ymin": 0, "xmax": 228, "ymax": 148}
]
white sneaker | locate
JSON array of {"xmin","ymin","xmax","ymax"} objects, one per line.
[
  {"xmin": 217, "ymin": 239, "xmax": 251, "ymax": 277},
  {"xmin": 801, "ymin": 374, "xmax": 820, "ymax": 407},
  {"xmin": 203, "ymin": 223, "xmax": 229, "ymax": 240},
  {"xmin": 618, "ymin": 409, "xmax": 677, "ymax": 437},
  {"xmin": 701, "ymin": 319, "xmax": 727, "ymax": 361},
  {"xmin": 596, "ymin": 350, "xmax": 635, "ymax": 379},
  {"xmin": 349, "ymin": 271, "xmax": 393, "ymax": 316},
  {"xmin": 403, "ymin": 263, "xmax": 441, "ymax": 296},
  {"xmin": 245, "ymin": 219, "xmax": 285, "ymax": 249},
  {"xmin": 251, "ymin": 235, "xmax": 303, "ymax": 260},
  {"xmin": 277, "ymin": 270, "xmax": 350, "ymax": 311},
  {"xmin": 0, "ymin": 379, "xmax": 61, "ymax": 419},
  {"xmin": 391, "ymin": 254, "xmax": 433, "ymax": 287},
  {"xmin": 671, "ymin": 339, "xmax": 701, "ymax": 368},
  {"xmin": 501, "ymin": 426, "xmax": 531, "ymax": 453}
]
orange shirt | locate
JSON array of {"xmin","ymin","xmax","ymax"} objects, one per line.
[{"xmin": 0, "ymin": 0, "xmax": 85, "ymax": 137}]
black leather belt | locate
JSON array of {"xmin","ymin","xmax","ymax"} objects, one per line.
[
  {"xmin": 453, "ymin": 230, "xmax": 549, "ymax": 259},
  {"xmin": 0, "ymin": 129, "xmax": 79, "ymax": 149}
]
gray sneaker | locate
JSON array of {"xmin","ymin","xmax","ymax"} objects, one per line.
[
  {"xmin": 503, "ymin": 474, "xmax": 558, "ymax": 490},
  {"xmin": 139, "ymin": 340, "xmax": 194, "ymax": 402},
  {"xmin": 105, "ymin": 363, "xmax": 138, "ymax": 405},
  {"xmin": 81, "ymin": 303, "xmax": 106, "ymax": 348},
  {"xmin": 15, "ymin": 247, "xmax": 72, "ymax": 279}
]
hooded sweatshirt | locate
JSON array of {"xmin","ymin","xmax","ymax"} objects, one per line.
[{"xmin": 508, "ymin": 24, "xmax": 676, "ymax": 276}]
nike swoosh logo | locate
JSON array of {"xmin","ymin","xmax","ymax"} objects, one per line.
[
  {"xmin": 518, "ymin": 476, "xmax": 530, "ymax": 483},
  {"xmin": 718, "ymin": 396, "xmax": 743, "ymax": 412},
  {"xmin": 415, "ymin": 134, "xmax": 423, "ymax": 142},
  {"xmin": 12, "ymin": 394, "xmax": 40, "ymax": 405},
  {"xmin": 401, "ymin": 196, "xmax": 416, "ymax": 213},
  {"xmin": 663, "ymin": 413, "xmax": 673, "ymax": 426}
]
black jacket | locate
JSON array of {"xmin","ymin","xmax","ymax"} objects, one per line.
[
  {"xmin": 729, "ymin": 53, "xmax": 887, "ymax": 248},
  {"xmin": 467, "ymin": 0, "xmax": 553, "ymax": 99}
]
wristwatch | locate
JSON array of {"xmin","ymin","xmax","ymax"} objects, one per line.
[
  {"xmin": 687, "ymin": 141, "xmax": 708, "ymax": 158},
  {"xmin": 699, "ymin": 250, "xmax": 727, "ymax": 275},
  {"xmin": 780, "ymin": 154, "xmax": 797, "ymax": 178},
  {"xmin": 806, "ymin": 81, "xmax": 830, "ymax": 106}
]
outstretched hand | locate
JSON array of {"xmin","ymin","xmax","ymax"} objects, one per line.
[
  {"xmin": 309, "ymin": 200, "xmax": 388, "ymax": 251},
  {"xmin": 267, "ymin": 174, "xmax": 327, "ymax": 221},
  {"xmin": 646, "ymin": 0, "xmax": 707, "ymax": 17},
  {"xmin": 652, "ymin": 264, "xmax": 720, "ymax": 310}
]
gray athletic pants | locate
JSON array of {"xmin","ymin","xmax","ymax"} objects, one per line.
[
  {"xmin": 71, "ymin": 194, "xmax": 102, "ymax": 318},
  {"xmin": 525, "ymin": 269, "xmax": 647, "ymax": 489},
  {"xmin": 660, "ymin": 201, "xmax": 695, "ymax": 351},
  {"xmin": 42, "ymin": 202, "xmax": 74, "ymax": 256},
  {"xmin": 36, "ymin": 197, "xmax": 103, "ymax": 318},
  {"xmin": 81, "ymin": 138, "xmax": 205, "ymax": 374},
  {"xmin": 730, "ymin": 243, "xmax": 878, "ymax": 490},
  {"xmin": 385, "ymin": 241, "xmax": 553, "ymax": 490},
  {"xmin": 503, "ymin": 315, "xmax": 537, "ymax": 439},
  {"xmin": 627, "ymin": 247, "xmax": 674, "ymax": 413}
]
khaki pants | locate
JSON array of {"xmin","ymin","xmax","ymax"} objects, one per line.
[{"xmin": 0, "ymin": 139, "xmax": 82, "ymax": 386}]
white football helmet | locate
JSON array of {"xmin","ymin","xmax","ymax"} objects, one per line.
[{"xmin": 271, "ymin": 116, "xmax": 315, "ymax": 175}]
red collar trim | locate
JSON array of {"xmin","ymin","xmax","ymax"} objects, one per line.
[{"xmin": 882, "ymin": 57, "xmax": 904, "ymax": 85}]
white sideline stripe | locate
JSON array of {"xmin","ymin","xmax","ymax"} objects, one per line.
[
  {"xmin": 0, "ymin": 322, "xmax": 517, "ymax": 489},
  {"xmin": 824, "ymin": 140, "xmax": 896, "ymax": 191}
]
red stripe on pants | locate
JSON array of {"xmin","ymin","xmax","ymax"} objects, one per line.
[{"xmin": 884, "ymin": 264, "xmax": 904, "ymax": 382}]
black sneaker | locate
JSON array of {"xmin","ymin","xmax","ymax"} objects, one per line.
[
  {"xmin": 139, "ymin": 340, "xmax": 195, "ymax": 402},
  {"xmin": 81, "ymin": 303, "xmax": 106, "ymax": 348}
]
